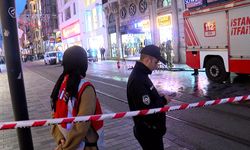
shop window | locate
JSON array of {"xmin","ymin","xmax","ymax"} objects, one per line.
[
  {"xmin": 97, "ymin": 5, "xmax": 103, "ymax": 28},
  {"xmin": 73, "ymin": 3, "xmax": 76, "ymax": 15},
  {"xmin": 51, "ymin": 5, "xmax": 57, "ymax": 15},
  {"xmin": 91, "ymin": 0, "xmax": 96, "ymax": 3},
  {"xmin": 157, "ymin": 14, "xmax": 173, "ymax": 44},
  {"xmin": 35, "ymin": 31, "xmax": 39, "ymax": 39},
  {"xmin": 92, "ymin": 8, "xmax": 98, "ymax": 30},
  {"xmin": 54, "ymin": 18, "xmax": 58, "ymax": 29},
  {"xmin": 163, "ymin": 0, "xmax": 171, "ymax": 7},
  {"xmin": 121, "ymin": 33, "xmax": 152, "ymax": 58},
  {"xmin": 61, "ymin": 12, "xmax": 64, "ymax": 23},
  {"xmin": 85, "ymin": 0, "xmax": 90, "ymax": 6},
  {"xmin": 65, "ymin": 7, "xmax": 71, "ymax": 21},
  {"xmin": 84, "ymin": 0, "xmax": 95, "ymax": 6},
  {"xmin": 64, "ymin": 0, "xmax": 71, "ymax": 4},
  {"xmin": 157, "ymin": 0, "xmax": 171, "ymax": 8},
  {"xmin": 47, "ymin": 8, "xmax": 51, "ymax": 14},
  {"xmin": 33, "ymin": 4, "xmax": 36, "ymax": 11},
  {"xmin": 109, "ymin": 13, "xmax": 115, "ymax": 24},
  {"xmin": 85, "ymin": 10, "xmax": 92, "ymax": 32},
  {"xmin": 102, "ymin": 0, "xmax": 108, "ymax": 4},
  {"xmin": 110, "ymin": 33, "xmax": 117, "ymax": 58}
]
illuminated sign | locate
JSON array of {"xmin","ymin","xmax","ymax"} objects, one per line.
[
  {"xmin": 185, "ymin": 0, "xmax": 203, "ymax": 9},
  {"xmin": 142, "ymin": 20, "xmax": 150, "ymax": 29},
  {"xmin": 62, "ymin": 21, "xmax": 81, "ymax": 39},
  {"xmin": 157, "ymin": 15, "xmax": 172, "ymax": 27},
  {"xmin": 135, "ymin": 20, "xmax": 150, "ymax": 29}
]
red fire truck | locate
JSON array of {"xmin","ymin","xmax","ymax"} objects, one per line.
[{"xmin": 184, "ymin": 0, "xmax": 250, "ymax": 83}]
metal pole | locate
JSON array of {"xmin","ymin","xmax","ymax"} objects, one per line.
[{"xmin": 0, "ymin": 1, "xmax": 34, "ymax": 150}]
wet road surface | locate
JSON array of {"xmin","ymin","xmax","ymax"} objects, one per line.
[{"xmin": 23, "ymin": 60, "xmax": 250, "ymax": 150}]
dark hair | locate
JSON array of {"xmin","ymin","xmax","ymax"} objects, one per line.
[{"xmin": 50, "ymin": 46, "xmax": 88, "ymax": 111}]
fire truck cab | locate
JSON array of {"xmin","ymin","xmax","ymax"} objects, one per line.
[{"xmin": 184, "ymin": 0, "xmax": 250, "ymax": 83}]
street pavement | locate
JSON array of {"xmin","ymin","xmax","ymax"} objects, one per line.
[{"xmin": 0, "ymin": 61, "xmax": 192, "ymax": 150}]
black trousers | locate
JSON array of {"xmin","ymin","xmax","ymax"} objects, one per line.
[
  {"xmin": 133, "ymin": 127, "xmax": 164, "ymax": 150},
  {"xmin": 101, "ymin": 53, "xmax": 105, "ymax": 60}
]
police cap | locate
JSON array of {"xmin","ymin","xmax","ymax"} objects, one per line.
[{"xmin": 140, "ymin": 45, "xmax": 167, "ymax": 65}]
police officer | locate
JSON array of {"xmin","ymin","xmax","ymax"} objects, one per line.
[{"xmin": 127, "ymin": 45, "xmax": 170, "ymax": 150}]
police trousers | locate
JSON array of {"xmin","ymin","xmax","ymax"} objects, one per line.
[{"xmin": 133, "ymin": 126, "xmax": 164, "ymax": 150}]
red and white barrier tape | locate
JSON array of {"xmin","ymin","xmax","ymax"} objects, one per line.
[{"xmin": 0, "ymin": 95, "xmax": 249, "ymax": 130}]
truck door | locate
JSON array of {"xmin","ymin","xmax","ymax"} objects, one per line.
[{"xmin": 228, "ymin": 5, "xmax": 250, "ymax": 74}]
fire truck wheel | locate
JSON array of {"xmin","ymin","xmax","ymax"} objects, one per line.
[{"xmin": 205, "ymin": 57, "xmax": 230, "ymax": 83}]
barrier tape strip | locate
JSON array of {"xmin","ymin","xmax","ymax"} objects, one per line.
[{"xmin": 0, "ymin": 95, "xmax": 249, "ymax": 130}]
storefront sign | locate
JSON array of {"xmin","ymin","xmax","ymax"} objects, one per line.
[
  {"xmin": 157, "ymin": 15, "xmax": 172, "ymax": 27},
  {"xmin": 204, "ymin": 21, "xmax": 216, "ymax": 37},
  {"xmin": 139, "ymin": 0, "xmax": 147, "ymax": 13},
  {"xmin": 137, "ymin": 20, "xmax": 150, "ymax": 29},
  {"xmin": 62, "ymin": 21, "xmax": 81, "ymax": 39},
  {"xmin": 129, "ymin": 3, "xmax": 136, "ymax": 16},
  {"xmin": 185, "ymin": 0, "xmax": 203, "ymax": 9},
  {"xmin": 120, "ymin": 7, "xmax": 127, "ymax": 19},
  {"xmin": 122, "ymin": 19, "xmax": 150, "ymax": 34}
]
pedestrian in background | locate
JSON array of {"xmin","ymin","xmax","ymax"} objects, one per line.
[
  {"xmin": 127, "ymin": 45, "xmax": 171, "ymax": 150},
  {"xmin": 50, "ymin": 46, "xmax": 104, "ymax": 150},
  {"xmin": 0, "ymin": 57, "xmax": 3, "ymax": 73},
  {"xmin": 159, "ymin": 42, "xmax": 167, "ymax": 61},
  {"xmin": 166, "ymin": 40, "xmax": 174, "ymax": 68},
  {"xmin": 100, "ymin": 47, "xmax": 105, "ymax": 60}
]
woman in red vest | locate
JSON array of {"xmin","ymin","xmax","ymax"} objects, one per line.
[{"xmin": 50, "ymin": 46, "xmax": 104, "ymax": 150}]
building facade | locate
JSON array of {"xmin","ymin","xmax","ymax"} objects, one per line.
[
  {"xmin": 18, "ymin": 6, "xmax": 29, "ymax": 52},
  {"xmin": 57, "ymin": 0, "xmax": 84, "ymax": 51},
  {"xmin": 28, "ymin": 0, "xmax": 43, "ymax": 54},
  {"xmin": 80, "ymin": 0, "xmax": 108, "ymax": 59},
  {"xmin": 18, "ymin": 0, "xmax": 44, "ymax": 55},
  {"xmin": 0, "ymin": 21, "xmax": 3, "ymax": 56},
  {"xmin": 57, "ymin": 0, "xmax": 108, "ymax": 60},
  {"xmin": 41, "ymin": 0, "xmax": 59, "ymax": 52},
  {"xmin": 103, "ymin": 0, "xmax": 186, "ymax": 63}
]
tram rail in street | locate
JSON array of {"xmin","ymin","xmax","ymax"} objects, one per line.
[{"xmin": 30, "ymin": 68, "xmax": 250, "ymax": 148}]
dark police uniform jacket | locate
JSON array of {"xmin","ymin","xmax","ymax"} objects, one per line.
[{"xmin": 127, "ymin": 61, "xmax": 167, "ymax": 137}]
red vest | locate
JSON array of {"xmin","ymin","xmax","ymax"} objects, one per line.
[{"xmin": 54, "ymin": 75, "xmax": 103, "ymax": 130}]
